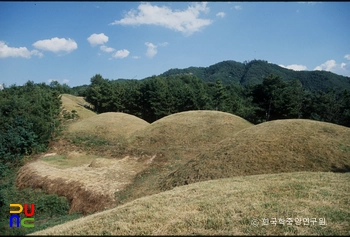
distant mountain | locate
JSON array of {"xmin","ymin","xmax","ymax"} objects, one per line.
[{"xmin": 159, "ymin": 60, "xmax": 350, "ymax": 92}]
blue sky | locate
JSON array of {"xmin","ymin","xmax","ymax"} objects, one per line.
[{"xmin": 1, "ymin": 2, "xmax": 350, "ymax": 87}]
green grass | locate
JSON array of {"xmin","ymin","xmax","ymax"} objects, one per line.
[
  {"xmin": 0, "ymin": 168, "xmax": 83, "ymax": 236},
  {"xmin": 40, "ymin": 154, "xmax": 98, "ymax": 169}
]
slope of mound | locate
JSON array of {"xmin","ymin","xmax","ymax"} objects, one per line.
[
  {"xmin": 161, "ymin": 119, "xmax": 350, "ymax": 190},
  {"xmin": 68, "ymin": 112, "xmax": 150, "ymax": 140},
  {"xmin": 61, "ymin": 94, "xmax": 96, "ymax": 120},
  {"xmin": 129, "ymin": 110, "xmax": 253, "ymax": 151},
  {"xmin": 29, "ymin": 172, "xmax": 350, "ymax": 235},
  {"xmin": 111, "ymin": 110, "xmax": 252, "ymax": 206}
]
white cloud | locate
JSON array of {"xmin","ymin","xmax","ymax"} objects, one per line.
[
  {"xmin": 344, "ymin": 54, "xmax": 350, "ymax": 60},
  {"xmin": 112, "ymin": 49, "xmax": 130, "ymax": 59},
  {"xmin": 0, "ymin": 41, "xmax": 43, "ymax": 58},
  {"xmin": 314, "ymin": 59, "xmax": 350, "ymax": 77},
  {"xmin": 100, "ymin": 45, "xmax": 115, "ymax": 53},
  {"xmin": 63, "ymin": 79, "xmax": 69, "ymax": 84},
  {"xmin": 132, "ymin": 56, "xmax": 141, "ymax": 59},
  {"xmin": 216, "ymin": 12, "xmax": 225, "ymax": 18},
  {"xmin": 279, "ymin": 64, "xmax": 307, "ymax": 71},
  {"xmin": 110, "ymin": 2, "xmax": 212, "ymax": 36},
  {"xmin": 144, "ymin": 42, "xmax": 168, "ymax": 58},
  {"xmin": 158, "ymin": 42, "xmax": 169, "ymax": 47},
  {"xmin": 314, "ymin": 60, "xmax": 337, "ymax": 71},
  {"xmin": 87, "ymin": 33, "xmax": 109, "ymax": 46},
  {"xmin": 145, "ymin": 42, "xmax": 157, "ymax": 58},
  {"xmin": 30, "ymin": 50, "xmax": 44, "ymax": 58},
  {"xmin": 234, "ymin": 5, "xmax": 242, "ymax": 10},
  {"xmin": 33, "ymin": 37, "xmax": 77, "ymax": 53}
]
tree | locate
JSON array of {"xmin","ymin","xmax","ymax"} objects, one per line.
[
  {"xmin": 214, "ymin": 79, "xmax": 227, "ymax": 111},
  {"xmin": 251, "ymin": 74, "xmax": 281, "ymax": 121}
]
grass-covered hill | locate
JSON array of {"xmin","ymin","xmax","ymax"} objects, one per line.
[
  {"xmin": 128, "ymin": 110, "xmax": 253, "ymax": 153},
  {"xmin": 159, "ymin": 59, "xmax": 350, "ymax": 92},
  {"xmin": 30, "ymin": 171, "xmax": 350, "ymax": 235},
  {"xmin": 114, "ymin": 111, "xmax": 253, "ymax": 204},
  {"xmin": 67, "ymin": 112, "xmax": 150, "ymax": 140},
  {"xmin": 4, "ymin": 92, "xmax": 350, "ymax": 236},
  {"xmin": 160, "ymin": 119, "xmax": 350, "ymax": 190}
]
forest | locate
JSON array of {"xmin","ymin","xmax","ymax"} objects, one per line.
[{"xmin": 80, "ymin": 73, "xmax": 350, "ymax": 126}]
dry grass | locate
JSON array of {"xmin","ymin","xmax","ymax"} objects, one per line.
[
  {"xmin": 16, "ymin": 110, "xmax": 350, "ymax": 234},
  {"xmin": 16, "ymin": 110, "xmax": 252, "ymax": 215},
  {"xmin": 60, "ymin": 94, "xmax": 96, "ymax": 120},
  {"xmin": 16, "ymin": 153, "xmax": 156, "ymax": 214},
  {"xmin": 115, "ymin": 111, "xmax": 253, "ymax": 204},
  {"xmin": 128, "ymin": 110, "xmax": 253, "ymax": 152},
  {"xmin": 29, "ymin": 172, "xmax": 350, "ymax": 235},
  {"xmin": 161, "ymin": 119, "xmax": 350, "ymax": 190},
  {"xmin": 67, "ymin": 112, "xmax": 150, "ymax": 141}
]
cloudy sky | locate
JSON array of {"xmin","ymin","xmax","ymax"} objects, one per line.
[{"xmin": 1, "ymin": 2, "xmax": 349, "ymax": 87}]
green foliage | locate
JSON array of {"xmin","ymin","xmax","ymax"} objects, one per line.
[
  {"xmin": 62, "ymin": 109, "xmax": 79, "ymax": 120},
  {"xmin": 71, "ymin": 135, "xmax": 109, "ymax": 148},
  {"xmin": 0, "ymin": 81, "xmax": 62, "ymax": 176},
  {"xmin": 82, "ymin": 72, "xmax": 350, "ymax": 127},
  {"xmin": 160, "ymin": 59, "xmax": 350, "ymax": 92},
  {"xmin": 71, "ymin": 84, "xmax": 89, "ymax": 97},
  {"xmin": 0, "ymin": 169, "xmax": 81, "ymax": 236},
  {"xmin": 35, "ymin": 193, "xmax": 70, "ymax": 217}
]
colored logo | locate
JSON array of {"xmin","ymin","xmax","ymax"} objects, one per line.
[{"xmin": 9, "ymin": 204, "xmax": 35, "ymax": 228}]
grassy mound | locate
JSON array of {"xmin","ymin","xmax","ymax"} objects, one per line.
[
  {"xmin": 61, "ymin": 94, "xmax": 96, "ymax": 120},
  {"xmin": 114, "ymin": 111, "xmax": 253, "ymax": 204},
  {"xmin": 161, "ymin": 119, "xmax": 350, "ymax": 190},
  {"xmin": 29, "ymin": 172, "xmax": 350, "ymax": 235},
  {"xmin": 67, "ymin": 112, "xmax": 150, "ymax": 141},
  {"xmin": 128, "ymin": 110, "xmax": 253, "ymax": 153}
]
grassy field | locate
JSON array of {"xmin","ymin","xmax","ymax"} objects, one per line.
[
  {"xmin": 29, "ymin": 172, "xmax": 350, "ymax": 235},
  {"xmin": 11, "ymin": 95, "xmax": 350, "ymax": 235}
]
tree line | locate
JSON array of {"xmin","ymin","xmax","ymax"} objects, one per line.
[
  {"xmin": 0, "ymin": 81, "xmax": 62, "ymax": 177},
  {"xmin": 83, "ymin": 73, "xmax": 350, "ymax": 126}
]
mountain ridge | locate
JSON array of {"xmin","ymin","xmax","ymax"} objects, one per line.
[{"xmin": 158, "ymin": 59, "xmax": 350, "ymax": 92}]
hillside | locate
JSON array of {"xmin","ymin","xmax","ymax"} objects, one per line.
[
  {"xmin": 114, "ymin": 111, "xmax": 253, "ymax": 204},
  {"xmin": 29, "ymin": 172, "xmax": 350, "ymax": 235},
  {"xmin": 60, "ymin": 94, "xmax": 96, "ymax": 120},
  {"xmin": 128, "ymin": 110, "xmax": 253, "ymax": 153},
  {"xmin": 161, "ymin": 119, "xmax": 350, "ymax": 190},
  {"xmin": 159, "ymin": 60, "xmax": 350, "ymax": 92},
  {"xmin": 67, "ymin": 112, "xmax": 150, "ymax": 141}
]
